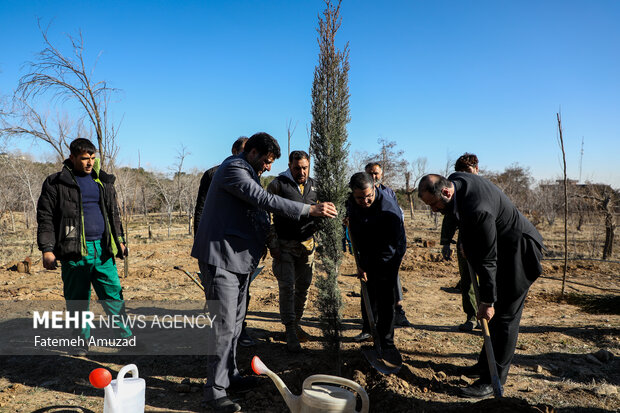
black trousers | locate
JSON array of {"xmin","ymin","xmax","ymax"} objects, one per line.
[
  {"xmin": 478, "ymin": 288, "xmax": 529, "ymax": 384},
  {"xmin": 360, "ymin": 255, "xmax": 403, "ymax": 348}
]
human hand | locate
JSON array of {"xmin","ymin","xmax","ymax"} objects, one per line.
[
  {"xmin": 441, "ymin": 244, "xmax": 452, "ymax": 261},
  {"xmin": 310, "ymin": 202, "xmax": 338, "ymax": 218},
  {"xmin": 357, "ymin": 266, "xmax": 367, "ymax": 282},
  {"xmin": 42, "ymin": 252, "xmax": 58, "ymax": 270},
  {"xmin": 477, "ymin": 303, "xmax": 495, "ymax": 322},
  {"xmin": 120, "ymin": 243, "xmax": 128, "ymax": 257}
]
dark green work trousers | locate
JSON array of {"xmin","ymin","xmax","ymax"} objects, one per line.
[{"xmin": 61, "ymin": 239, "xmax": 132, "ymax": 339}]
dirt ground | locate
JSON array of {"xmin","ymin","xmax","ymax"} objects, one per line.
[{"xmin": 0, "ymin": 213, "xmax": 618, "ymax": 412}]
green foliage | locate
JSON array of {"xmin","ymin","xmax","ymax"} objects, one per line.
[
  {"xmin": 310, "ymin": 0, "xmax": 350, "ymax": 358},
  {"xmin": 260, "ymin": 174, "xmax": 276, "ymax": 188}
]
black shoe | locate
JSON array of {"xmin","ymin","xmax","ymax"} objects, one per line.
[
  {"xmin": 228, "ymin": 375, "xmax": 260, "ymax": 392},
  {"xmin": 352, "ymin": 332, "xmax": 372, "ymax": 342},
  {"xmin": 458, "ymin": 320, "xmax": 476, "ymax": 332},
  {"xmin": 394, "ymin": 308, "xmax": 413, "ymax": 327},
  {"xmin": 238, "ymin": 328, "xmax": 256, "ymax": 347},
  {"xmin": 206, "ymin": 396, "xmax": 241, "ymax": 412},
  {"xmin": 459, "ymin": 380, "xmax": 494, "ymax": 398},
  {"xmin": 455, "ymin": 364, "xmax": 481, "ymax": 379}
]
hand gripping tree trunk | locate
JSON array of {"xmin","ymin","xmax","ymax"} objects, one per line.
[{"xmin": 310, "ymin": 0, "xmax": 350, "ymax": 371}]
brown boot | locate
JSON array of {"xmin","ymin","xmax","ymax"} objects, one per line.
[{"xmin": 285, "ymin": 324, "xmax": 301, "ymax": 352}]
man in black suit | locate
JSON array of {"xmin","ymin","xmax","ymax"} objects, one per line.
[{"xmin": 418, "ymin": 173, "xmax": 544, "ymax": 398}]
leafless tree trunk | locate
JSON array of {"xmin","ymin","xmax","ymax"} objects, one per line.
[
  {"xmin": 173, "ymin": 146, "xmax": 189, "ymax": 218},
  {"xmin": 406, "ymin": 157, "xmax": 427, "ymax": 219},
  {"xmin": 287, "ymin": 119, "xmax": 298, "ymax": 158},
  {"xmin": 557, "ymin": 113, "xmax": 569, "ymax": 298},
  {"xmin": 405, "ymin": 172, "xmax": 414, "ymax": 219}
]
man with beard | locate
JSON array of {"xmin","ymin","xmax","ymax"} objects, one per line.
[
  {"xmin": 266, "ymin": 150, "xmax": 318, "ymax": 352},
  {"xmin": 191, "ymin": 132, "xmax": 337, "ymax": 413}
]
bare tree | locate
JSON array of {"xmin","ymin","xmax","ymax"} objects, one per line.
[
  {"xmin": 0, "ymin": 100, "xmax": 87, "ymax": 162},
  {"xmin": 179, "ymin": 169, "xmax": 201, "ymax": 235},
  {"xmin": 286, "ymin": 118, "xmax": 298, "ymax": 158},
  {"xmin": 404, "ymin": 157, "xmax": 427, "ymax": 219},
  {"xmin": 442, "ymin": 154, "xmax": 454, "ymax": 178},
  {"xmin": 151, "ymin": 172, "xmax": 175, "ymax": 238},
  {"xmin": 577, "ymin": 185, "xmax": 617, "ymax": 260},
  {"xmin": 363, "ymin": 138, "xmax": 407, "ymax": 188},
  {"xmin": 486, "ymin": 164, "xmax": 533, "ymax": 213},
  {"xmin": 173, "ymin": 145, "xmax": 190, "ymax": 218},
  {"xmin": 13, "ymin": 22, "xmax": 120, "ymax": 167}
]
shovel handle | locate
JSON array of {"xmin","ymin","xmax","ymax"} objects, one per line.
[
  {"xmin": 174, "ymin": 266, "xmax": 205, "ymax": 292},
  {"xmin": 348, "ymin": 229, "xmax": 383, "ymax": 356},
  {"xmin": 466, "ymin": 261, "xmax": 504, "ymax": 398}
]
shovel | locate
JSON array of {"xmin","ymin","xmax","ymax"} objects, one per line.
[
  {"xmin": 173, "ymin": 266, "xmax": 204, "ymax": 291},
  {"xmin": 466, "ymin": 260, "xmax": 504, "ymax": 398}
]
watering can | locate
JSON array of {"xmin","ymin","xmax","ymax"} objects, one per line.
[
  {"xmin": 252, "ymin": 356, "xmax": 369, "ymax": 413},
  {"xmin": 90, "ymin": 364, "xmax": 145, "ymax": 413}
]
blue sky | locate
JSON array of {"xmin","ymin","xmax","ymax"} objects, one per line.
[{"xmin": 1, "ymin": 0, "xmax": 618, "ymax": 187}]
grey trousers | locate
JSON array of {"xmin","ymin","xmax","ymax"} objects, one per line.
[
  {"xmin": 272, "ymin": 248, "xmax": 314, "ymax": 326},
  {"xmin": 199, "ymin": 261, "xmax": 249, "ymax": 401}
]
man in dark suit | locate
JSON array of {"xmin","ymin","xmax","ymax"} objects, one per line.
[
  {"xmin": 418, "ymin": 173, "xmax": 544, "ymax": 398},
  {"xmin": 191, "ymin": 132, "xmax": 337, "ymax": 413}
]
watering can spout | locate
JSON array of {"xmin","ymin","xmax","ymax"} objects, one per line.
[
  {"xmin": 103, "ymin": 385, "xmax": 119, "ymax": 412},
  {"xmin": 252, "ymin": 356, "xmax": 300, "ymax": 412}
]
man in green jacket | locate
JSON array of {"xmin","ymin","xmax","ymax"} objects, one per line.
[{"xmin": 37, "ymin": 138, "xmax": 132, "ymax": 354}]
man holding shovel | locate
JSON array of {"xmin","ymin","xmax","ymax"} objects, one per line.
[
  {"xmin": 418, "ymin": 173, "xmax": 544, "ymax": 398},
  {"xmin": 347, "ymin": 172, "xmax": 407, "ymax": 354}
]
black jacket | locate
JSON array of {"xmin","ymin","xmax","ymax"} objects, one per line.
[
  {"xmin": 194, "ymin": 165, "xmax": 218, "ymax": 235},
  {"xmin": 266, "ymin": 172, "xmax": 318, "ymax": 241},
  {"xmin": 37, "ymin": 159, "xmax": 125, "ymax": 261},
  {"xmin": 449, "ymin": 172, "xmax": 544, "ymax": 304},
  {"xmin": 348, "ymin": 187, "xmax": 407, "ymax": 272}
]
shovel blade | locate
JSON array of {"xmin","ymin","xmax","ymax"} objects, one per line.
[{"xmin": 361, "ymin": 346, "xmax": 402, "ymax": 375}]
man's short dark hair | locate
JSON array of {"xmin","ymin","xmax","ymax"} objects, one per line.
[
  {"xmin": 244, "ymin": 132, "xmax": 281, "ymax": 159},
  {"xmin": 364, "ymin": 162, "xmax": 381, "ymax": 172},
  {"xmin": 455, "ymin": 153, "xmax": 478, "ymax": 172},
  {"xmin": 289, "ymin": 150, "xmax": 309, "ymax": 163},
  {"xmin": 232, "ymin": 136, "xmax": 248, "ymax": 153},
  {"xmin": 70, "ymin": 138, "xmax": 97, "ymax": 156},
  {"xmin": 349, "ymin": 172, "xmax": 375, "ymax": 191},
  {"xmin": 417, "ymin": 174, "xmax": 450, "ymax": 198}
]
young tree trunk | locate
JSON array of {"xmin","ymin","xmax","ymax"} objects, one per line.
[
  {"xmin": 405, "ymin": 172, "xmax": 414, "ymax": 220},
  {"xmin": 557, "ymin": 113, "xmax": 569, "ymax": 298},
  {"xmin": 602, "ymin": 201, "xmax": 615, "ymax": 260}
]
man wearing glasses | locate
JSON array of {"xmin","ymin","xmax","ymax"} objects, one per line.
[{"xmin": 347, "ymin": 172, "xmax": 407, "ymax": 351}]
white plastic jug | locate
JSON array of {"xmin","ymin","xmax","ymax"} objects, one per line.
[
  {"xmin": 103, "ymin": 364, "xmax": 145, "ymax": 413},
  {"xmin": 252, "ymin": 356, "xmax": 369, "ymax": 413}
]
